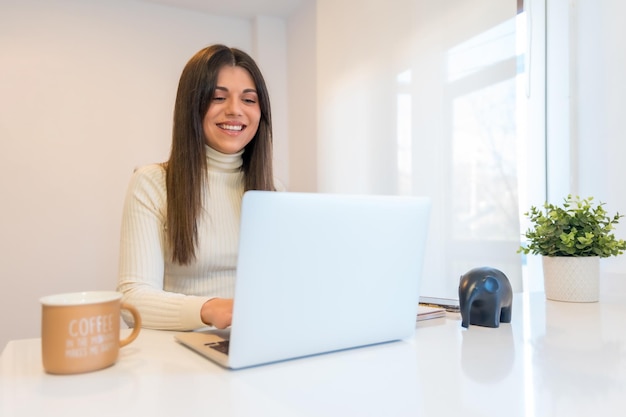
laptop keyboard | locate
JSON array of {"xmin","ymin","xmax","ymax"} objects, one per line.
[{"xmin": 205, "ymin": 340, "xmax": 230, "ymax": 355}]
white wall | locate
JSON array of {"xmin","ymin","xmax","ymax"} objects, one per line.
[
  {"xmin": 546, "ymin": 0, "xmax": 626, "ymax": 274},
  {"xmin": 0, "ymin": 0, "xmax": 289, "ymax": 350},
  {"xmin": 575, "ymin": 0, "xmax": 626, "ymax": 273},
  {"xmin": 286, "ymin": 0, "xmax": 317, "ymax": 192}
]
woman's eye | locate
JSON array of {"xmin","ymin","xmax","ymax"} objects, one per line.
[
  {"xmin": 243, "ymin": 98, "xmax": 257, "ymax": 104},
  {"xmin": 212, "ymin": 96, "xmax": 226, "ymax": 102}
]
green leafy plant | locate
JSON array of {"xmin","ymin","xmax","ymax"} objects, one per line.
[{"xmin": 518, "ymin": 195, "xmax": 626, "ymax": 257}]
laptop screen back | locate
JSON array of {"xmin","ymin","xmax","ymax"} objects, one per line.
[{"xmin": 227, "ymin": 191, "xmax": 431, "ymax": 369}]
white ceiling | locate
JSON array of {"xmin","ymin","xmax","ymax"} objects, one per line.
[{"xmin": 136, "ymin": 0, "xmax": 309, "ymax": 18}]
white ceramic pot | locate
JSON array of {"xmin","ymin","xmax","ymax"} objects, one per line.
[{"xmin": 542, "ymin": 256, "xmax": 600, "ymax": 302}]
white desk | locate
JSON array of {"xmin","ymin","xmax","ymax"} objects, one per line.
[{"xmin": 2, "ymin": 291, "xmax": 626, "ymax": 417}]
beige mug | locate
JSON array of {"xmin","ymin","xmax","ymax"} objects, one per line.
[{"xmin": 40, "ymin": 291, "xmax": 141, "ymax": 374}]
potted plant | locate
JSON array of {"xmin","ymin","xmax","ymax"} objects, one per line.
[{"xmin": 518, "ymin": 195, "xmax": 626, "ymax": 302}]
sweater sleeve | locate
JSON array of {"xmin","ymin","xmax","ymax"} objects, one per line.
[{"xmin": 117, "ymin": 165, "xmax": 210, "ymax": 330}]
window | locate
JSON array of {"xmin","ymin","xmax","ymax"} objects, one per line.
[{"xmin": 316, "ymin": 0, "xmax": 546, "ymax": 296}]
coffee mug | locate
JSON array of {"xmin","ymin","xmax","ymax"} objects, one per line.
[{"xmin": 40, "ymin": 291, "xmax": 141, "ymax": 374}]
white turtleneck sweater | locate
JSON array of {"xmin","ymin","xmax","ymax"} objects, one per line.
[{"xmin": 117, "ymin": 146, "xmax": 246, "ymax": 330}]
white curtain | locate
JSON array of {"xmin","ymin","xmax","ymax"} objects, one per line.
[{"xmin": 317, "ymin": 0, "xmax": 524, "ymax": 297}]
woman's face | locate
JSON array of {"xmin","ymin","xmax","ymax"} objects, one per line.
[{"xmin": 202, "ymin": 65, "xmax": 261, "ymax": 154}]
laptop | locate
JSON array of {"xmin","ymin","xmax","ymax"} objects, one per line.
[{"xmin": 175, "ymin": 191, "xmax": 431, "ymax": 369}]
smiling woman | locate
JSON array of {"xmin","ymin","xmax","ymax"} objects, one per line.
[
  {"xmin": 202, "ymin": 66, "xmax": 261, "ymax": 154},
  {"xmin": 117, "ymin": 44, "xmax": 280, "ymax": 333}
]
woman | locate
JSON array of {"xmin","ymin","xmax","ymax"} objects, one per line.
[{"xmin": 117, "ymin": 45, "xmax": 279, "ymax": 330}]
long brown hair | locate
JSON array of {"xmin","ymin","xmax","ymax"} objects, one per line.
[{"xmin": 165, "ymin": 45, "xmax": 275, "ymax": 265}]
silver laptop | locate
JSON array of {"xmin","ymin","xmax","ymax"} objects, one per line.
[{"xmin": 175, "ymin": 191, "xmax": 431, "ymax": 369}]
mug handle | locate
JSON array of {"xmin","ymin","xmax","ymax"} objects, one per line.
[{"xmin": 120, "ymin": 303, "xmax": 142, "ymax": 347}]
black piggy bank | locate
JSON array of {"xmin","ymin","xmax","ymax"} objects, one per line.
[{"xmin": 458, "ymin": 267, "xmax": 512, "ymax": 328}]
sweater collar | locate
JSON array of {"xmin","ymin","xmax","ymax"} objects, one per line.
[{"xmin": 205, "ymin": 145, "xmax": 244, "ymax": 173}]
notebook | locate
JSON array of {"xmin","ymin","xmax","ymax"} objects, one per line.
[{"xmin": 175, "ymin": 191, "xmax": 431, "ymax": 369}]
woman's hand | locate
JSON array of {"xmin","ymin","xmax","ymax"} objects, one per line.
[{"xmin": 201, "ymin": 298, "xmax": 233, "ymax": 329}]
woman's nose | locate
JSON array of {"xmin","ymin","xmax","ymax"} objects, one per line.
[{"xmin": 225, "ymin": 99, "xmax": 242, "ymax": 116}]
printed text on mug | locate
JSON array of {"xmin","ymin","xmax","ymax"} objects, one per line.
[{"xmin": 65, "ymin": 314, "xmax": 115, "ymax": 358}]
